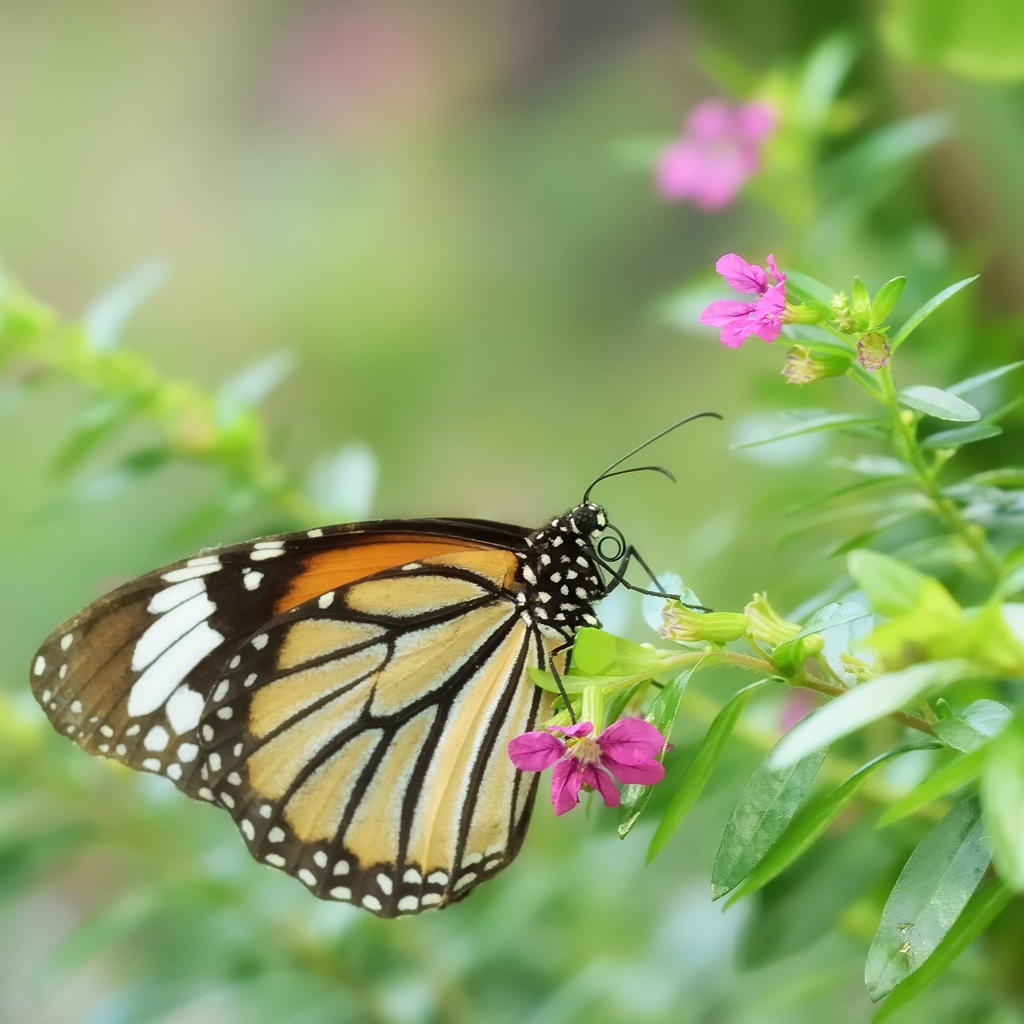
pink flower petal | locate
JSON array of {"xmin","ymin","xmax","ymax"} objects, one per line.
[
  {"xmin": 739, "ymin": 102, "xmax": 777, "ymax": 141},
  {"xmin": 687, "ymin": 100, "xmax": 735, "ymax": 140},
  {"xmin": 757, "ymin": 282, "xmax": 786, "ymax": 315},
  {"xmin": 552, "ymin": 721, "xmax": 594, "ymax": 738},
  {"xmin": 765, "ymin": 253, "xmax": 785, "ymax": 286},
  {"xmin": 581, "ymin": 764, "xmax": 620, "ymax": 807},
  {"xmin": 597, "ymin": 717, "xmax": 666, "ymax": 765},
  {"xmin": 715, "ymin": 253, "xmax": 768, "ymax": 295},
  {"xmin": 656, "ymin": 142, "xmax": 704, "ymax": 200},
  {"xmin": 699, "ymin": 299, "xmax": 757, "ymax": 327},
  {"xmin": 508, "ymin": 730, "xmax": 565, "ymax": 772},
  {"xmin": 550, "ymin": 758, "xmax": 584, "ymax": 815},
  {"xmin": 601, "ymin": 754, "xmax": 665, "ymax": 786},
  {"xmin": 718, "ymin": 317, "xmax": 759, "ymax": 348}
]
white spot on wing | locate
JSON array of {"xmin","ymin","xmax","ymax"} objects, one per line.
[
  {"xmin": 397, "ymin": 896, "xmax": 419, "ymax": 912},
  {"xmin": 33, "ymin": 656, "xmax": 45, "ymax": 676},
  {"xmin": 421, "ymin": 893, "xmax": 442, "ymax": 906},
  {"xmin": 212, "ymin": 680, "xmax": 229, "ymax": 703},
  {"xmin": 426, "ymin": 871, "xmax": 448, "ymax": 885},
  {"xmin": 313, "ymin": 852, "xmax": 328, "ymax": 868},
  {"xmin": 269, "ymin": 827, "xmax": 285, "ymax": 842},
  {"xmin": 318, "ymin": 592, "xmax": 335, "ymax": 609},
  {"xmin": 241, "ymin": 820, "xmax": 255, "ymax": 840},
  {"xmin": 243, "ymin": 571, "xmax": 263, "ymax": 591},
  {"xmin": 307, "ymin": 528, "xmax": 324, "ymax": 538},
  {"xmin": 166, "ymin": 763, "xmax": 183, "ymax": 780},
  {"xmin": 161, "ymin": 561, "xmax": 221, "ymax": 583},
  {"xmin": 60, "ymin": 633, "xmax": 74, "ymax": 651},
  {"xmin": 403, "ymin": 868, "xmax": 421, "ymax": 884},
  {"xmin": 142, "ymin": 758, "xmax": 162, "ymax": 771},
  {"xmin": 127, "ymin": 623, "xmax": 224, "ymax": 718},
  {"xmin": 377, "ymin": 874, "xmax": 393, "ymax": 895},
  {"xmin": 454, "ymin": 872, "xmax": 477, "ymax": 890},
  {"xmin": 330, "ymin": 886, "xmax": 351, "ymax": 899},
  {"xmin": 144, "ymin": 726, "xmax": 169, "ymax": 751},
  {"xmin": 265, "ymin": 854, "xmax": 285, "ymax": 867},
  {"xmin": 252, "ymin": 634, "xmax": 268, "ymax": 650},
  {"xmin": 131, "ymin": 593, "xmax": 217, "ymax": 672},
  {"xmin": 299, "ymin": 869, "xmax": 317, "ymax": 886},
  {"xmin": 147, "ymin": 577, "xmax": 206, "ymax": 614},
  {"xmin": 362, "ymin": 895, "xmax": 382, "ymax": 911}
]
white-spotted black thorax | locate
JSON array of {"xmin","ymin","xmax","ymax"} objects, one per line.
[{"xmin": 517, "ymin": 502, "xmax": 609, "ymax": 639}]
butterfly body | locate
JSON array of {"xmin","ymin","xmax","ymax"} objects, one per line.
[{"xmin": 30, "ymin": 504, "xmax": 611, "ymax": 916}]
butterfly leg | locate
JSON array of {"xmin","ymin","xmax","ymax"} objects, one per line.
[
  {"xmin": 545, "ymin": 638, "xmax": 578, "ymax": 725},
  {"xmin": 598, "ymin": 547, "xmax": 710, "ymax": 610}
]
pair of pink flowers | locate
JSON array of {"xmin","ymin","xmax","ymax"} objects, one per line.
[
  {"xmin": 657, "ymin": 100, "xmax": 776, "ymax": 211},
  {"xmin": 700, "ymin": 252, "xmax": 787, "ymax": 348},
  {"xmin": 508, "ymin": 718, "xmax": 666, "ymax": 815}
]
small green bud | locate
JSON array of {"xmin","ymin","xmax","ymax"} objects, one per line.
[
  {"xmin": 830, "ymin": 291, "xmax": 856, "ymax": 333},
  {"xmin": 781, "ymin": 303, "xmax": 823, "ymax": 325},
  {"xmin": 581, "ymin": 685, "xmax": 605, "ymax": 734},
  {"xmin": 660, "ymin": 603, "xmax": 748, "ymax": 643},
  {"xmin": 744, "ymin": 593, "xmax": 800, "ymax": 646},
  {"xmin": 781, "ymin": 345, "xmax": 851, "ymax": 385},
  {"xmin": 856, "ymin": 331, "xmax": 891, "ymax": 371}
]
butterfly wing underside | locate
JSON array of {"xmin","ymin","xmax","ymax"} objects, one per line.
[
  {"xmin": 30, "ymin": 520, "xmax": 558, "ymax": 916},
  {"xmin": 200, "ymin": 550, "xmax": 559, "ymax": 916}
]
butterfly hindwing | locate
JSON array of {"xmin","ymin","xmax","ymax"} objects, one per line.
[
  {"xmin": 199, "ymin": 556, "xmax": 558, "ymax": 917},
  {"xmin": 30, "ymin": 520, "xmax": 531, "ymax": 804}
]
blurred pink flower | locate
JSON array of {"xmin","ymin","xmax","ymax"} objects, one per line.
[
  {"xmin": 657, "ymin": 100, "xmax": 777, "ymax": 210},
  {"xmin": 508, "ymin": 718, "xmax": 666, "ymax": 815},
  {"xmin": 700, "ymin": 253, "xmax": 786, "ymax": 348},
  {"xmin": 779, "ymin": 689, "xmax": 818, "ymax": 732}
]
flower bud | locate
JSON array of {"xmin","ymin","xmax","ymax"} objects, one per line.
[
  {"xmin": 781, "ymin": 345, "xmax": 851, "ymax": 385},
  {"xmin": 581, "ymin": 685, "xmax": 605, "ymax": 735},
  {"xmin": 830, "ymin": 291, "xmax": 855, "ymax": 333},
  {"xmin": 781, "ymin": 303, "xmax": 822, "ymax": 325},
  {"xmin": 744, "ymin": 593, "xmax": 800, "ymax": 646},
  {"xmin": 856, "ymin": 331, "xmax": 890, "ymax": 371},
  {"xmin": 660, "ymin": 603, "xmax": 748, "ymax": 643}
]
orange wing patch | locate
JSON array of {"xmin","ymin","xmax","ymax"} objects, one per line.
[{"xmin": 275, "ymin": 536, "xmax": 500, "ymax": 615}]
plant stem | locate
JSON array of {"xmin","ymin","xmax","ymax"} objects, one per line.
[{"xmin": 875, "ymin": 365, "xmax": 1002, "ymax": 582}]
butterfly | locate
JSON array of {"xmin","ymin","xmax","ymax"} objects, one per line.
[{"xmin": 29, "ymin": 414, "xmax": 718, "ymax": 917}]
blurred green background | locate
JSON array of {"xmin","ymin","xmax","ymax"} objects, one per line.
[{"xmin": 2, "ymin": 1, "xmax": 1024, "ymax": 1021}]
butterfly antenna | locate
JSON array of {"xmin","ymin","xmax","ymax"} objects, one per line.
[{"xmin": 583, "ymin": 412, "xmax": 722, "ymax": 503}]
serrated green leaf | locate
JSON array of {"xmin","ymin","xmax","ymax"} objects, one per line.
[
  {"xmin": 848, "ymin": 549, "xmax": 928, "ymax": 616},
  {"xmin": 865, "ymin": 794, "xmax": 991, "ymax": 1001},
  {"xmin": 946, "ymin": 359, "xmax": 1024, "ymax": 396},
  {"xmin": 920, "ymin": 423, "xmax": 1002, "ymax": 449},
  {"xmin": 771, "ymin": 660, "xmax": 983, "ymax": 769},
  {"xmin": 898, "ymin": 385, "xmax": 981, "ymax": 422},
  {"xmin": 877, "ymin": 748, "xmax": 987, "ymax": 827},
  {"xmin": 648, "ymin": 679, "xmax": 775, "ymax": 861},
  {"xmin": 873, "ymin": 878, "xmax": 1012, "ymax": 1022},
  {"xmin": 571, "ymin": 628, "xmax": 664, "ymax": 677},
  {"xmin": 933, "ymin": 699, "xmax": 1012, "ymax": 753},
  {"xmin": 982, "ymin": 712, "xmax": 1024, "ymax": 890},
  {"xmin": 730, "ymin": 412, "xmax": 883, "ymax": 449},
  {"xmin": 710, "ymin": 744, "xmax": 827, "ymax": 900},
  {"xmin": 618, "ymin": 661, "xmax": 706, "ymax": 838},
  {"xmin": 727, "ymin": 744, "xmax": 933, "ymax": 905},
  {"xmin": 870, "ymin": 277, "xmax": 907, "ymax": 328},
  {"xmin": 891, "ymin": 276, "xmax": 979, "ymax": 351}
]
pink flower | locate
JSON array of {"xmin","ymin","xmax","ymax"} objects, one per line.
[
  {"xmin": 700, "ymin": 253, "xmax": 787, "ymax": 348},
  {"xmin": 507, "ymin": 718, "xmax": 667, "ymax": 815},
  {"xmin": 656, "ymin": 100, "xmax": 776, "ymax": 210}
]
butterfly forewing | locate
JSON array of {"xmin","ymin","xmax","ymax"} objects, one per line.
[
  {"xmin": 29, "ymin": 520, "xmax": 529, "ymax": 803},
  {"xmin": 199, "ymin": 556, "xmax": 558, "ymax": 917}
]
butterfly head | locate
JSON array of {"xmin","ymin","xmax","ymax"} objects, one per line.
[{"xmin": 567, "ymin": 501, "xmax": 608, "ymax": 540}]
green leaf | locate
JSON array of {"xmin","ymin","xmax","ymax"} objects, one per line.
[
  {"xmin": 920, "ymin": 422, "xmax": 1002, "ymax": 449},
  {"xmin": 852, "ymin": 276, "xmax": 871, "ymax": 317},
  {"xmin": 848, "ymin": 549, "xmax": 927, "ymax": 616},
  {"xmin": 982, "ymin": 711, "xmax": 1024, "ymax": 890},
  {"xmin": 729, "ymin": 412, "xmax": 885, "ymax": 449},
  {"xmin": 648, "ymin": 679, "xmax": 774, "ymax": 861},
  {"xmin": 783, "ymin": 270, "xmax": 836, "ymax": 305},
  {"xmin": 891, "ymin": 276, "xmax": 978, "ymax": 351},
  {"xmin": 963, "ymin": 466, "xmax": 1024, "ymax": 487},
  {"xmin": 933, "ymin": 699, "xmax": 1012, "ymax": 752},
  {"xmin": 571, "ymin": 628, "xmax": 663, "ymax": 677},
  {"xmin": 792, "ymin": 600, "xmax": 871, "ymax": 640},
  {"xmin": 618, "ymin": 661, "xmax": 706, "ymax": 838},
  {"xmin": 946, "ymin": 359, "xmax": 1024, "ymax": 396},
  {"xmin": 870, "ymin": 277, "xmax": 907, "ymax": 328},
  {"xmin": 873, "ymin": 878, "xmax": 1012, "ymax": 1021},
  {"xmin": 710, "ymin": 744, "xmax": 828, "ymax": 900},
  {"xmin": 770, "ymin": 660, "xmax": 982, "ymax": 769},
  {"xmin": 603, "ymin": 680, "xmax": 646, "ymax": 726},
  {"xmin": 83, "ymin": 258, "xmax": 169, "ymax": 352},
  {"xmin": 741, "ymin": 825, "xmax": 895, "ymax": 970},
  {"xmin": 898, "ymin": 385, "xmax": 981, "ymax": 422},
  {"xmin": 526, "ymin": 667, "xmax": 637, "ymax": 695},
  {"xmin": 727, "ymin": 744, "xmax": 933, "ymax": 905},
  {"xmin": 996, "ymin": 562, "xmax": 1024, "ymax": 599},
  {"xmin": 865, "ymin": 794, "xmax": 991, "ymax": 1001},
  {"xmin": 877, "ymin": 747, "xmax": 988, "ymax": 827},
  {"xmin": 882, "ymin": 0, "xmax": 1024, "ymax": 83}
]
